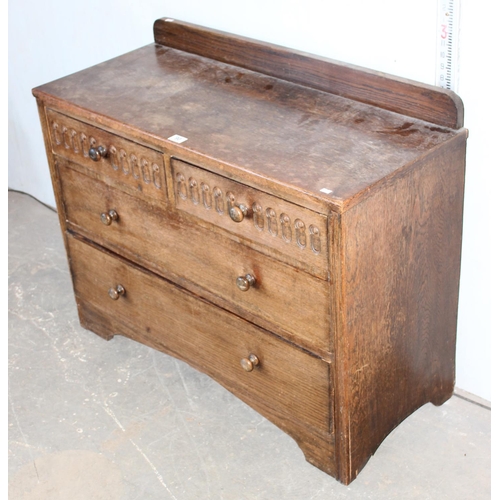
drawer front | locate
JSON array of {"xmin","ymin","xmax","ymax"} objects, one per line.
[
  {"xmin": 58, "ymin": 160, "xmax": 331, "ymax": 354},
  {"xmin": 172, "ymin": 159, "xmax": 328, "ymax": 279},
  {"xmin": 46, "ymin": 109, "xmax": 166, "ymax": 202},
  {"xmin": 67, "ymin": 235, "xmax": 331, "ymax": 432}
]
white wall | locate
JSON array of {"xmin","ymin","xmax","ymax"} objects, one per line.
[
  {"xmin": 454, "ymin": 0, "xmax": 495, "ymax": 403},
  {"xmin": 9, "ymin": 0, "xmax": 493, "ymax": 401}
]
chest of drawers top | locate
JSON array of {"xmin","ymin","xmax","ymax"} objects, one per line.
[{"xmin": 33, "ymin": 18, "xmax": 463, "ymax": 215}]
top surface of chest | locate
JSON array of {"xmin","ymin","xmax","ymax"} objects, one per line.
[{"xmin": 33, "ymin": 43, "xmax": 459, "ymax": 208}]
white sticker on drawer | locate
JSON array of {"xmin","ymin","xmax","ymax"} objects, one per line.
[
  {"xmin": 168, "ymin": 134, "xmax": 188, "ymax": 144},
  {"xmin": 320, "ymin": 188, "xmax": 333, "ymax": 194}
]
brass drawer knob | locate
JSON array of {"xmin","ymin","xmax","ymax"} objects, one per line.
[
  {"xmin": 229, "ymin": 203, "xmax": 251, "ymax": 223},
  {"xmin": 236, "ymin": 274, "xmax": 256, "ymax": 291},
  {"xmin": 100, "ymin": 209, "xmax": 119, "ymax": 225},
  {"xmin": 108, "ymin": 284, "xmax": 125, "ymax": 300},
  {"xmin": 240, "ymin": 353, "xmax": 259, "ymax": 372},
  {"xmin": 89, "ymin": 145, "xmax": 108, "ymax": 161}
]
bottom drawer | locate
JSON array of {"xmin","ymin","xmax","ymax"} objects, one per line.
[{"xmin": 67, "ymin": 234, "xmax": 331, "ymax": 433}]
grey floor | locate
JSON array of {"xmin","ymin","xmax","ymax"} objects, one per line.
[{"xmin": 8, "ymin": 191, "xmax": 491, "ymax": 500}]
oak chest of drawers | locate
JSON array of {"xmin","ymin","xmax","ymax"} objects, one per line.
[{"xmin": 33, "ymin": 18, "xmax": 467, "ymax": 484}]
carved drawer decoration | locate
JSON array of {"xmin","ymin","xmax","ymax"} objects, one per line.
[
  {"xmin": 172, "ymin": 158, "xmax": 328, "ymax": 279},
  {"xmin": 47, "ymin": 109, "xmax": 166, "ymax": 202}
]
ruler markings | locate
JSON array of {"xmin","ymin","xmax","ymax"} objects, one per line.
[{"xmin": 436, "ymin": 0, "xmax": 460, "ymax": 91}]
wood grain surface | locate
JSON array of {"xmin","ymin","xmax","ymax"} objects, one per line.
[
  {"xmin": 172, "ymin": 158, "xmax": 329, "ymax": 277},
  {"xmin": 154, "ymin": 17, "xmax": 464, "ymax": 129},
  {"xmin": 334, "ymin": 133, "xmax": 466, "ymax": 483},
  {"xmin": 67, "ymin": 234, "xmax": 331, "ymax": 433},
  {"xmin": 57, "ymin": 159, "xmax": 332, "ymax": 356},
  {"xmin": 46, "ymin": 109, "xmax": 167, "ymax": 203},
  {"xmin": 33, "ymin": 42, "xmax": 460, "ymax": 209}
]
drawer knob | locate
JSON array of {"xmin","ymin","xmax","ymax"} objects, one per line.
[
  {"xmin": 100, "ymin": 209, "xmax": 119, "ymax": 226},
  {"xmin": 89, "ymin": 145, "xmax": 108, "ymax": 161},
  {"xmin": 236, "ymin": 274, "xmax": 256, "ymax": 291},
  {"xmin": 229, "ymin": 204, "xmax": 251, "ymax": 223},
  {"xmin": 108, "ymin": 284, "xmax": 125, "ymax": 300},
  {"xmin": 240, "ymin": 354, "xmax": 259, "ymax": 372}
]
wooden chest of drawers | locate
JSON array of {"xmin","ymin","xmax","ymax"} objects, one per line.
[{"xmin": 33, "ymin": 18, "xmax": 467, "ymax": 484}]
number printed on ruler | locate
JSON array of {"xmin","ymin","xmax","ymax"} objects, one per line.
[{"xmin": 436, "ymin": 0, "xmax": 460, "ymax": 91}]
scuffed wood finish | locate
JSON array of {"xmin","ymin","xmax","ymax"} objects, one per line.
[
  {"xmin": 154, "ymin": 17, "xmax": 464, "ymax": 129},
  {"xmin": 334, "ymin": 133, "xmax": 466, "ymax": 484},
  {"xmin": 67, "ymin": 234, "xmax": 331, "ymax": 433},
  {"xmin": 32, "ymin": 44, "xmax": 459, "ymax": 208},
  {"xmin": 33, "ymin": 17, "xmax": 467, "ymax": 486}
]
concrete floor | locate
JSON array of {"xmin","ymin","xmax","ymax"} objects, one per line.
[{"xmin": 8, "ymin": 191, "xmax": 491, "ymax": 499}]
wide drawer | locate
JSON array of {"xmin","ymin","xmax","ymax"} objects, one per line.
[
  {"xmin": 67, "ymin": 234, "xmax": 331, "ymax": 433},
  {"xmin": 172, "ymin": 158, "xmax": 329, "ymax": 279},
  {"xmin": 58, "ymin": 159, "xmax": 331, "ymax": 355},
  {"xmin": 46, "ymin": 109, "xmax": 166, "ymax": 202}
]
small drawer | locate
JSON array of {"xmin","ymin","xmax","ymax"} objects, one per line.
[
  {"xmin": 58, "ymin": 160, "xmax": 331, "ymax": 355},
  {"xmin": 172, "ymin": 158, "xmax": 328, "ymax": 279},
  {"xmin": 67, "ymin": 234, "xmax": 331, "ymax": 433},
  {"xmin": 46, "ymin": 109, "xmax": 166, "ymax": 202}
]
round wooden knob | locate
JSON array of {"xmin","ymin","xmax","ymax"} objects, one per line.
[
  {"xmin": 89, "ymin": 145, "xmax": 108, "ymax": 161},
  {"xmin": 240, "ymin": 354, "xmax": 259, "ymax": 372},
  {"xmin": 100, "ymin": 209, "xmax": 119, "ymax": 225},
  {"xmin": 229, "ymin": 204, "xmax": 250, "ymax": 222},
  {"xmin": 236, "ymin": 274, "xmax": 256, "ymax": 291},
  {"xmin": 108, "ymin": 284, "xmax": 125, "ymax": 300}
]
